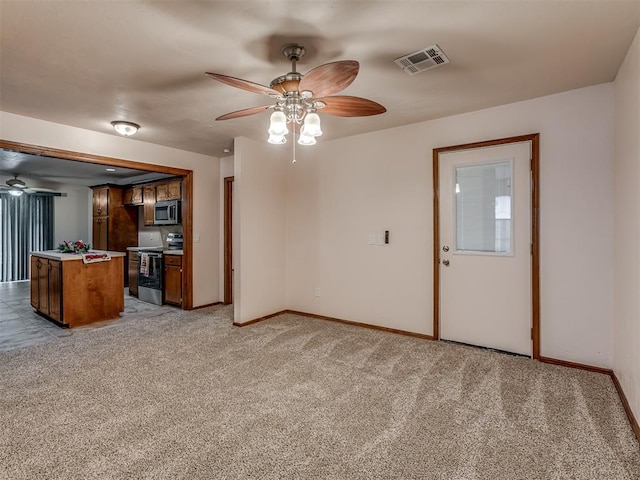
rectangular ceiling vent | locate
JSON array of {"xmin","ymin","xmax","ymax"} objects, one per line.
[{"xmin": 394, "ymin": 44, "xmax": 449, "ymax": 76}]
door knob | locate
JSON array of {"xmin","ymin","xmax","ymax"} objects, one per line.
[{"xmin": 442, "ymin": 259, "xmax": 450, "ymax": 266}]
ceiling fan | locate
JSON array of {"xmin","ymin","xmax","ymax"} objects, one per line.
[
  {"xmin": 0, "ymin": 175, "xmax": 60, "ymax": 196},
  {"xmin": 205, "ymin": 44, "xmax": 386, "ymax": 147}
]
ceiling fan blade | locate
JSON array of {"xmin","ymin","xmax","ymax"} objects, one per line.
[
  {"xmin": 299, "ymin": 61, "xmax": 359, "ymax": 98},
  {"xmin": 216, "ymin": 105, "xmax": 271, "ymax": 121},
  {"xmin": 205, "ymin": 72, "xmax": 281, "ymax": 96},
  {"xmin": 316, "ymin": 96, "xmax": 387, "ymax": 117}
]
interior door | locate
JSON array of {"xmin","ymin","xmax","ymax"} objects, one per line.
[{"xmin": 438, "ymin": 142, "xmax": 532, "ymax": 356}]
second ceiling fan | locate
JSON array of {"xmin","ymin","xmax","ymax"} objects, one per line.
[{"xmin": 206, "ymin": 44, "xmax": 386, "ymax": 146}]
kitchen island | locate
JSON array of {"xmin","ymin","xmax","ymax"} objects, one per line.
[{"xmin": 30, "ymin": 250, "xmax": 126, "ymax": 327}]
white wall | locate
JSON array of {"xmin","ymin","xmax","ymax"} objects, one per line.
[
  {"xmin": 53, "ymin": 185, "xmax": 91, "ymax": 247},
  {"xmin": 286, "ymin": 83, "xmax": 614, "ymax": 367},
  {"xmin": 613, "ymin": 27, "xmax": 640, "ymax": 428},
  {"xmin": 0, "ymin": 112, "xmax": 221, "ymax": 307},
  {"xmin": 233, "ymin": 137, "xmax": 287, "ymax": 324}
]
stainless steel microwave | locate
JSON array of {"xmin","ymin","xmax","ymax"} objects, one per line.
[{"xmin": 154, "ymin": 200, "xmax": 181, "ymax": 225}]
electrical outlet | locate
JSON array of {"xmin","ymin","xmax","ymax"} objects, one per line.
[{"xmin": 315, "ymin": 287, "xmax": 320, "ymax": 297}]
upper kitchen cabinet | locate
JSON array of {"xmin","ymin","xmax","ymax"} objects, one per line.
[
  {"xmin": 156, "ymin": 179, "xmax": 182, "ymax": 201},
  {"xmin": 123, "ymin": 186, "xmax": 143, "ymax": 206},
  {"xmin": 143, "ymin": 185, "xmax": 156, "ymax": 226},
  {"xmin": 91, "ymin": 186, "xmax": 138, "ymax": 252},
  {"xmin": 92, "ymin": 186, "xmax": 109, "ymax": 216}
]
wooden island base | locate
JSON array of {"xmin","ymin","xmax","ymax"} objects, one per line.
[{"xmin": 31, "ymin": 251, "xmax": 125, "ymax": 328}]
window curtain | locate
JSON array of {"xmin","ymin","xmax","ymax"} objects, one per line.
[{"xmin": 0, "ymin": 193, "xmax": 54, "ymax": 282}]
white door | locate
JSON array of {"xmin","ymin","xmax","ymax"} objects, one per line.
[{"xmin": 439, "ymin": 142, "xmax": 531, "ymax": 356}]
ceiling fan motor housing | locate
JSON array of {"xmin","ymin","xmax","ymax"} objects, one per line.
[
  {"xmin": 7, "ymin": 177, "xmax": 26, "ymax": 188},
  {"xmin": 270, "ymin": 72, "xmax": 302, "ymax": 94}
]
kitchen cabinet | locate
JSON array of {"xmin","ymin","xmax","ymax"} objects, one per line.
[
  {"xmin": 156, "ymin": 179, "xmax": 181, "ymax": 201},
  {"xmin": 30, "ymin": 251, "xmax": 125, "ymax": 327},
  {"xmin": 30, "ymin": 256, "xmax": 62, "ymax": 322},
  {"xmin": 143, "ymin": 185, "xmax": 156, "ymax": 226},
  {"xmin": 128, "ymin": 251, "xmax": 139, "ymax": 297},
  {"xmin": 92, "ymin": 215, "xmax": 109, "ymax": 251},
  {"xmin": 123, "ymin": 186, "xmax": 143, "ymax": 206},
  {"xmin": 164, "ymin": 254, "xmax": 182, "ymax": 306},
  {"xmin": 92, "ymin": 186, "xmax": 109, "ymax": 216},
  {"xmin": 91, "ymin": 186, "xmax": 138, "ymax": 252}
]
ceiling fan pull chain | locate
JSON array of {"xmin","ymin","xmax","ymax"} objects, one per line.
[{"xmin": 292, "ymin": 128, "xmax": 296, "ymax": 164}]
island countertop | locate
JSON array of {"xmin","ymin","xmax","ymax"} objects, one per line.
[
  {"xmin": 30, "ymin": 251, "xmax": 125, "ymax": 327},
  {"xmin": 30, "ymin": 250, "xmax": 126, "ymax": 261}
]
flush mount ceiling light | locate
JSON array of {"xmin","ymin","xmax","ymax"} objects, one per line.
[
  {"xmin": 111, "ymin": 121, "xmax": 140, "ymax": 136},
  {"xmin": 206, "ymin": 44, "xmax": 386, "ymax": 162}
]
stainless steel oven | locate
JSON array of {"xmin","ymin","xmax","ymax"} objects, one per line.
[{"xmin": 138, "ymin": 250, "xmax": 163, "ymax": 305}]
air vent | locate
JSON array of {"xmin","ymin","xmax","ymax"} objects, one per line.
[{"xmin": 394, "ymin": 44, "xmax": 449, "ymax": 76}]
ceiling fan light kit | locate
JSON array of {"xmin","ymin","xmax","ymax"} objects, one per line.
[
  {"xmin": 206, "ymin": 43, "xmax": 386, "ymax": 159},
  {"xmin": 1, "ymin": 175, "xmax": 62, "ymax": 197},
  {"xmin": 111, "ymin": 121, "xmax": 140, "ymax": 137}
]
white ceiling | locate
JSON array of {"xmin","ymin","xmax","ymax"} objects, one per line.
[{"xmin": 1, "ymin": 0, "xmax": 639, "ymax": 165}]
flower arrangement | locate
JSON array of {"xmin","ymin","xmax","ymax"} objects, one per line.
[{"xmin": 57, "ymin": 240, "xmax": 91, "ymax": 254}]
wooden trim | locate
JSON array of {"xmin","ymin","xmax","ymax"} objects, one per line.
[
  {"xmin": 611, "ymin": 373, "xmax": 640, "ymax": 444},
  {"xmin": 224, "ymin": 176, "xmax": 234, "ymax": 305},
  {"xmin": 232, "ymin": 310, "xmax": 287, "ymax": 327},
  {"xmin": 539, "ymin": 356, "xmax": 613, "ymax": 376},
  {"xmin": 432, "ymin": 133, "xmax": 540, "ymax": 359},
  {"xmin": 181, "ymin": 171, "xmax": 194, "ymax": 310},
  {"xmin": 0, "ymin": 139, "xmax": 194, "ymax": 310},
  {"xmin": 432, "ymin": 150, "xmax": 440, "ymax": 341},
  {"xmin": 287, "ymin": 310, "xmax": 435, "ymax": 340},
  {"xmin": 232, "ymin": 308, "xmax": 435, "ymax": 340},
  {"xmin": 540, "ymin": 356, "xmax": 640, "ymax": 445},
  {"xmin": 530, "ymin": 134, "xmax": 541, "ymax": 359},
  {"xmin": 0, "ymin": 140, "xmax": 191, "ymax": 176},
  {"xmin": 192, "ymin": 301, "xmax": 223, "ymax": 310}
]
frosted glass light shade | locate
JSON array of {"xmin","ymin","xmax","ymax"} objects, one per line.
[
  {"xmin": 297, "ymin": 133, "xmax": 316, "ymax": 146},
  {"xmin": 303, "ymin": 112, "xmax": 322, "ymax": 136},
  {"xmin": 268, "ymin": 111, "xmax": 288, "ymax": 136},
  {"xmin": 111, "ymin": 121, "xmax": 140, "ymax": 136},
  {"xmin": 8, "ymin": 189, "xmax": 23, "ymax": 197},
  {"xmin": 268, "ymin": 133, "xmax": 286, "ymax": 144}
]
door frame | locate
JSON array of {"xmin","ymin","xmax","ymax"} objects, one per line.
[
  {"xmin": 223, "ymin": 176, "xmax": 234, "ymax": 304},
  {"xmin": 0, "ymin": 139, "xmax": 195, "ymax": 310},
  {"xmin": 432, "ymin": 133, "xmax": 540, "ymax": 358}
]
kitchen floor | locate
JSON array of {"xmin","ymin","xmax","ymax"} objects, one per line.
[{"xmin": 0, "ymin": 281, "xmax": 176, "ymax": 352}]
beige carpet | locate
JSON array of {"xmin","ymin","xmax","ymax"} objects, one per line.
[{"xmin": 1, "ymin": 306, "xmax": 638, "ymax": 479}]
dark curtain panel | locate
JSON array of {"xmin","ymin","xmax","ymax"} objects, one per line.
[{"xmin": 0, "ymin": 193, "xmax": 54, "ymax": 282}]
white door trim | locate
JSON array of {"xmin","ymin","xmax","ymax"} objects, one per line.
[{"xmin": 433, "ymin": 134, "xmax": 540, "ymax": 358}]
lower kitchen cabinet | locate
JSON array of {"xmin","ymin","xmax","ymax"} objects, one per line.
[
  {"xmin": 30, "ymin": 256, "xmax": 62, "ymax": 322},
  {"xmin": 128, "ymin": 251, "xmax": 139, "ymax": 297},
  {"xmin": 164, "ymin": 254, "xmax": 182, "ymax": 306},
  {"xmin": 30, "ymin": 252, "xmax": 125, "ymax": 327}
]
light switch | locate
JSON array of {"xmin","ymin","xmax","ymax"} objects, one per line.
[
  {"xmin": 368, "ymin": 234, "xmax": 375, "ymax": 245},
  {"xmin": 193, "ymin": 234, "xmax": 200, "ymax": 243}
]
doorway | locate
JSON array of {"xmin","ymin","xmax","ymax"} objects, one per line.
[
  {"xmin": 433, "ymin": 134, "xmax": 540, "ymax": 358},
  {"xmin": 224, "ymin": 176, "xmax": 234, "ymax": 304},
  {"xmin": 0, "ymin": 140, "xmax": 195, "ymax": 309}
]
